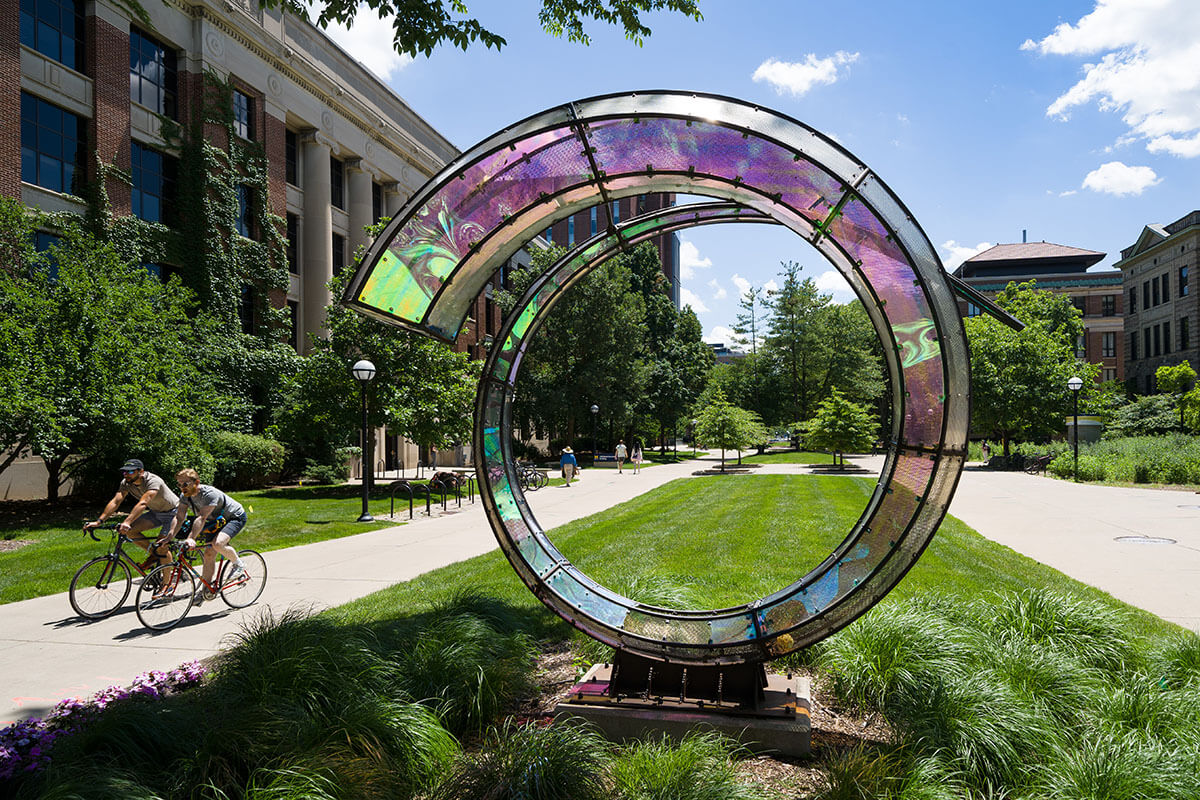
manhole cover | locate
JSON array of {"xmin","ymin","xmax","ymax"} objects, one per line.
[
  {"xmin": 1178, "ymin": 505, "xmax": 1200, "ymax": 510},
  {"xmin": 1114, "ymin": 535, "xmax": 1177, "ymax": 545}
]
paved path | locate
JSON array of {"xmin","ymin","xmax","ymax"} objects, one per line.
[{"xmin": 3, "ymin": 455, "xmax": 1199, "ymax": 724}]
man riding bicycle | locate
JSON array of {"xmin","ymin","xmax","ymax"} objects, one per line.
[
  {"xmin": 83, "ymin": 458, "xmax": 180, "ymax": 570},
  {"xmin": 164, "ymin": 468, "xmax": 248, "ymax": 606}
]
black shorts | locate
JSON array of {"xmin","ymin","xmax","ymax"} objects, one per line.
[{"xmin": 195, "ymin": 511, "xmax": 247, "ymax": 543}]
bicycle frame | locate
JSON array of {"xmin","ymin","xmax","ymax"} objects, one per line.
[{"xmin": 158, "ymin": 542, "xmax": 249, "ymax": 597}]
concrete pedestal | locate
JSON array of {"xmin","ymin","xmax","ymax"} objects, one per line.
[{"xmin": 554, "ymin": 664, "xmax": 811, "ymax": 757}]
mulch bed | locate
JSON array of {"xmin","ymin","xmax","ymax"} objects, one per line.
[{"xmin": 0, "ymin": 539, "xmax": 36, "ymax": 553}]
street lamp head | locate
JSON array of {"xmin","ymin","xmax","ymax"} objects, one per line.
[
  {"xmin": 1067, "ymin": 376, "xmax": 1084, "ymax": 392},
  {"xmin": 351, "ymin": 359, "xmax": 377, "ymax": 382},
  {"xmin": 590, "ymin": 404, "xmax": 599, "ymax": 415}
]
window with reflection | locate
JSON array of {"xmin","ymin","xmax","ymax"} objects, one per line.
[
  {"xmin": 20, "ymin": 0, "xmax": 83, "ymax": 70},
  {"xmin": 21, "ymin": 92, "xmax": 85, "ymax": 195},
  {"xmin": 130, "ymin": 28, "xmax": 177, "ymax": 118},
  {"xmin": 131, "ymin": 140, "xmax": 177, "ymax": 224},
  {"xmin": 233, "ymin": 89, "xmax": 253, "ymax": 140}
]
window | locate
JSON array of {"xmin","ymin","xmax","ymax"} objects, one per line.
[
  {"xmin": 286, "ymin": 213, "xmax": 299, "ymax": 274},
  {"xmin": 1129, "ymin": 287, "xmax": 1137, "ymax": 314},
  {"xmin": 1182, "ymin": 266, "xmax": 1190, "ymax": 297},
  {"xmin": 232, "ymin": 89, "xmax": 253, "ymax": 139},
  {"xmin": 372, "ymin": 182, "xmax": 382, "ymax": 223},
  {"xmin": 330, "ymin": 156, "xmax": 344, "ymax": 209},
  {"xmin": 1143, "ymin": 281, "xmax": 1150, "ymax": 309},
  {"xmin": 966, "ymin": 302, "xmax": 982, "ymax": 317},
  {"xmin": 612, "ymin": 200, "xmax": 620, "ymax": 224},
  {"xmin": 1102, "ymin": 368, "xmax": 1116, "ymax": 383},
  {"xmin": 21, "ymin": 93, "xmax": 85, "ymax": 195},
  {"xmin": 1075, "ymin": 333, "xmax": 1086, "ymax": 359},
  {"xmin": 1102, "ymin": 294, "xmax": 1115, "ymax": 316},
  {"xmin": 1130, "ymin": 332, "xmax": 1138, "ymax": 360},
  {"xmin": 332, "ymin": 232, "xmax": 345, "ymax": 275},
  {"xmin": 288, "ymin": 300, "xmax": 300, "ymax": 351},
  {"xmin": 130, "ymin": 141, "xmax": 176, "ymax": 224},
  {"xmin": 236, "ymin": 185, "xmax": 253, "ymax": 238},
  {"xmin": 567, "ymin": 216, "xmax": 575, "ymax": 246},
  {"xmin": 285, "ymin": 130, "xmax": 299, "ymax": 186},
  {"xmin": 20, "ymin": 0, "xmax": 83, "ymax": 70},
  {"xmin": 589, "ymin": 206, "xmax": 597, "ymax": 236},
  {"xmin": 1162, "ymin": 273, "xmax": 1169, "ymax": 302},
  {"xmin": 1144, "ymin": 328, "xmax": 1152, "ymax": 358},
  {"xmin": 1153, "ymin": 325, "xmax": 1161, "ymax": 357},
  {"xmin": 1163, "ymin": 322, "xmax": 1171, "ymax": 354},
  {"xmin": 238, "ymin": 286, "xmax": 254, "ymax": 335},
  {"xmin": 1071, "ymin": 296, "xmax": 1086, "ymax": 315},
  {"xmin": 129, "ymin": 28, "xmax": 177, "ymax": 118},
  {"xmin": 34, "ymin": 231, "xmax": 62, "ymax": 279},
  {"xmin": 1182, "ymin": 317, "xmax": 1190, "ymax": 350},
  {"xmin": 1152, "ymin": 277, "xmax": 1160, "ymax": 306},
  {"xmin": 1102, "ymin": 332, "xmax": 1115, "ymax": 358}
]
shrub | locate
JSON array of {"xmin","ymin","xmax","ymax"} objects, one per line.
[
  {"xmin": 1045, "ymin": 435, "xmax": 1200, "ymax": 485},
  {"xmin": 1105, "ymin": 395, "xmax": 1181, "ymax": 438},
  {"xmin": 299, "ymin": 460, "xmax": 345, "ymax": 485},
  {"xmin": 209, "ymin": 431, "xmax": 285, "ymax": 489},
  {"xmin": 431, "ymin": 719, "xmax": 610, "ymax": 800},
  {"xmin": 611, "ymin": 732, "xmax": 765, "ymax": 800}
]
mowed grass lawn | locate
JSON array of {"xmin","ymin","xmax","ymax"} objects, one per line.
[
  {"xmin": 742, "ymin": 449, "xmax": 858, "ymax": 465},
  {"xmin": 333, "ymin": 474, "xmax": 1174, "ymax": 642},
  {"xmin": 0, "ymin": 483, "xmax": 409, "ymax": 604}
]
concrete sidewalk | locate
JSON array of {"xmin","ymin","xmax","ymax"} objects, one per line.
[
  {"xmin": 0, "ymin": 457, "xmax": 705, "ymax": 724},
  {"xmin": 3, "ymin": 455, "xmax": 1198, "ymax": 724}
]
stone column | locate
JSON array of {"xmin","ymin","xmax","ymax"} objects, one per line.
[
  {"xmin": 346, "ymin": 158, "xmax": 373, "ymax": 257},
  {"xmin": 300, "ymin": 129, "xmax": 333, "ymax": 352},
  {"xmin": 384, "ymin": 181, "xmax": 407, "ymax": 218}
]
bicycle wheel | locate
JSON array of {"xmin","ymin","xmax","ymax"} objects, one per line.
[
  {"xmin": 69, "ymin": 556, "xmax": 131, "ymax": 620},
  {"xmin": 220, "ymin": 549, "xmax": 267, "ymax": 608},
  {"xmin": 534, "ymin": 471, "xmax": 548, "ymax": 489},
  {"xmin": 135, "ymin": 564, "xmax": 196, "ymax": 631},
  {"xmin": 522, "ymin": 469, "xmax": 540, "ymax": 491}
]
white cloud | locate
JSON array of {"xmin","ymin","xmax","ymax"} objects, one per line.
[
  {"xmin": 704, "ymin": 325, "xmax": 738, "ymax": 346},
  {"xmin": 941, "ymin": 240, "xmax": 995, "ymax": 271},
  {"xmin": 730, "ymin": 273, "xmax": 752, "ymax": 297},
  {"xmin": 307, "ymin": 2, "xmax": 413, "ymax": 81},
  {"xmin": 1081, "ymin": 160, "xmax": 1161, "ymax": 195},
  {"xmin": 1025, "ymin": 0, "xmax": 1200, "ymax": 157},
  {"xmin": 679, "ymin": 239, "xmax": 713, "ymax": 281},
  {"xmin": 1060, "ymin": 189, "xmax": 1079, "ymax": 196},
  {"xmin": 708, "ymin": 279, "xmax": 727, "ymax": 301},
  {"xmin": 680, "ymin": 287, "xmax": 710, "ymax": 314},
  {"xmin": 752, "ymin": 51, "xmax": 860, "ymax": 97},
  {"xmin": 763, "ymin": 279, "xmax": 780, "ymax": 294},
  {"xmin": 813, "ymin": 269, "xmax": 856, "ymax": 302}
]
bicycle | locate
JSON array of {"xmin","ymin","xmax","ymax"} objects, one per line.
[
  {"xmin": 134, "ymin": 535, "xmax": 267, "ymax": 632},
  {"xmin": 69, "ymin": 521, "xmax": 169, "ymax": 620},
  {"xmin": 516, "ymin": 462, "xmax": 548, "ymax": 492}
]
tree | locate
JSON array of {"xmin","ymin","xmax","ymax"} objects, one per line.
[
  {"xmin": 272, "ymin": 241, "xmax": 477, "ymax": 476},
  {"xmin": 803, "ymin": 389, "xmax": 878, "ymax": 469},
  {"xmin": 965, "ymin": 281, "xmax": 1097, "ymax": 455},
  {"xmin": 1104, "ymin": 395, "xmax": 1181, "ymax": 438},
  {"xmin": 693, "ymin": 388, "xmax": 761, "ymax": 472},
  {"xmin": 0, "ymin": 211, "xmax": 220, "ymax": 500},
  {"xmin": 763, "ymin": 261, "xmax": 832, "ymax": 423},
  {"xmin": 259, "ymin": 0, "xmax": 703, "ymax": 58},
  {"xmin": 1156, "ymin": 362, "xmax": 1198, "ymax": 430}
]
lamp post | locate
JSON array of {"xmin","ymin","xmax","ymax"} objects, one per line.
[
  {"xmin": 1067, "ymin": 376, "xmax": 1083, "ymax": 482},
  {"xmin": 692, "ymin": 418, "xmax": 698, "ymax": 457},
  {"xmin": 590, "ymin": 404, "xmax": 599, "ymax": 468},
  {"xmin": 352, "ymin": 359, "xmax": 376, "ymax": 521}
]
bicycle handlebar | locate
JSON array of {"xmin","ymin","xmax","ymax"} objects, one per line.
[{"xmin": 83, "ymin": 522, "xmax": 121, "ymax": 542}]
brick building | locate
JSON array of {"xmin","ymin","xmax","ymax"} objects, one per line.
[
  {"xmin": 953, "ymin": 242, "xmax": 1124, "ymax": 383},
  {"xmin": 1115, "ymin": 210, "xmax": 1200, "ymax": 394},
  {"xmin": 5, "ymin": 0, "xmax": 514, "ymax": 493}
]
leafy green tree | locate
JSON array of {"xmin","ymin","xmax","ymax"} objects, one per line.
[
  {"xmin": 803, "ymin": 389, "xmax": 878, "ymax": 469},
  {"xmin": 272, "ymin": 254, "xmax": 477, "ymax": 476},
  {"xmin": 694, "ymin": 388, "xmax": 762, "ymax": 471},
  {"xmin": 258, "ymin": 0, "xmax": 703, "ymax": 57},
  {"xmin": 965, "ymin": 281, "xmax": 1097, "ymax": 455},
  {"xmin": 763, "ymin": 261, "xmax": 831, "ymax": 423},
  {"xmin": 0, "ymin": 212, "xmax": 219, "ymax": 500},
  {"xmin": 1104, "ymin": 395, "xmax": 1181, "ymax": 438},
  {"xmin": 1156, "ymin": 362, "xmax": 1198, "ymax": 430},
  {"xmin": 819, "ymin": 301, "xmax": 885, "ymax": 410}
]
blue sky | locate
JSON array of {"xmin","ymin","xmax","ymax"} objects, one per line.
[{"xmin": 321, "ymin": 0, "xmax": 1200, "ymax": 346}]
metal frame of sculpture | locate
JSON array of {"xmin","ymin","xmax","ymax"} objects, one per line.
[{"xmin": 344, "ymin": 91, "xmax": 969, "ymax": 666}]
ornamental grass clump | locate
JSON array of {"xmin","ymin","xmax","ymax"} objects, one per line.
[
  {"xmin": 431, "ymin": 719, "xmax": 610, "ymax": 800},
  {"xmin": 1149, "ymin": 630, "xmax": 1200, "ymax": 689},
  {"xmin": 610, "ymin": 731, "xmax": 764, "ymax": 800},
  {"xmin": 816, "ymin": 746, "xmax": 962, "ymax": 800}
]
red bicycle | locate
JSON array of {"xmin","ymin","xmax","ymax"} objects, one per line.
[
  {"xmin": 134, "ymin": 537, "xmax": 267, "ymax": 632},
  {"xmin": 69, "ymin": 522, "xmax": 166, "ymax": 620}
]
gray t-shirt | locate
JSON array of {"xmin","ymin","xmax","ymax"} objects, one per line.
[
  {"xmin": 182, "ymin": 484, "xmax": 245, "ymax": 520},
  {"xmin": 119, "ymin": 471, "xmax": 179, "ymax": 512}
]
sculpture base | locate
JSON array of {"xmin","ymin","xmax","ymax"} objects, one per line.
[{"xmin": 554, "ymin": 662, "xmax": 811, "ymax": 757}]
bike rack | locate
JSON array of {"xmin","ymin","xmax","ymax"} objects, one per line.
[{"xmin": 389, "ymin": 480, "xmax": 432, "ymax": 519}]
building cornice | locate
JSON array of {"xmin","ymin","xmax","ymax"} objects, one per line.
[{"xmin": 1115, "ymin": 220, "xmax": 1200, "ymax": 271}]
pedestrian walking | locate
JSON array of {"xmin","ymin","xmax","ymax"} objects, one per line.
[
  {"xmin": 560, "ymin": 446, "xmax": 578, "ymax": 486},
  {"xmin": 615, "ymin": 440, "xmax": 627, "ymax": 473},
  {"xmin": 631, "ymin": 442, "xmax": 643, "ymax": 474}
]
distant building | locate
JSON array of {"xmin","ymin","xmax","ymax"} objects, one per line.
[
  {"xmin": 541, "ymin": 193, "xmax": 681, "ymax": 307},
  {"xmin": 707, "ymin": 342, "xmax": 745, "ymax": 364},
  {"xmin": 953, "ymin": 242, "xmax": 1123, "ymax": 383},
  {"xmin": 1114, "ymin": 211, "xmax": 1199, "ymax": 394}
]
